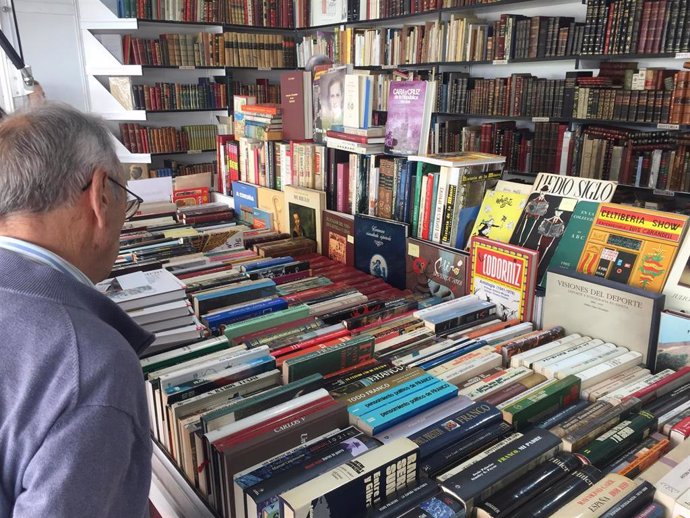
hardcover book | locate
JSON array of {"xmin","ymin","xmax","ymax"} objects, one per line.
[
  {"xmin": 577, "ymin": 203, "xmax": 689, "ymax": 293},
  {"xmin": 468, "ymin": 190, "xmax": 529, "ymax": 244},
  {"xmin": 354, "ymin": 214, "xmax": 409, "ymax": 289},
  {"xmin": 546, "ymin": 200, "xmax": 599, "ymax": 281},
  {"xmin": 322, "ymin": 210, "xmax": 355, "ymax": 267},
  {"xmin": 313, "ymin": 66, "xmax": 347, "ymax": 144},
  {"xmin": 469, "ymin": 237, "xmax": 538, "ymax": 322},
  {"xmin": 656, "ymin": 311, "xmax": 690, "ymax": 372},
  {"xmin": 542, "ymin": 268, "xmax": 664, "ymax": 368},
  {"xmin": 384, "ymin": 80, "xmax": 436, "ymax": 156},
  {"xmin": 405, "ymin": 238, "xmax": 469, "ymax": 301},
  {"xmin": 509, "ymin": 190, "xmax": 578, "ymax": 286},
  {"xmin": 257, "ymin": 186, "xmax": 286, "ymax": 234},
  {"xmin": 280, "ymin": 71, "xmax": 313, "ymax": 140},
  {"xmin": 283, "ymin": 185, "xmax": 328, "ymax": 254}
]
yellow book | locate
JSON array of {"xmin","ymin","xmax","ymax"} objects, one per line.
[
  {"xmin": 577, "ymin": 203, "xmax": 689, "ymax": 293},
  {"xmin": 468, "ymin": 190, "xmax": 529, "ymax": 244}
]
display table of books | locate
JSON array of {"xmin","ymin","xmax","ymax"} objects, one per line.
[{"xmin": 96, "ymin": 174, "xmax": 690, "ymax": 518}]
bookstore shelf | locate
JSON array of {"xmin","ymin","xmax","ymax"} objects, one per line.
[
  {"xmin": 439, "ymin": 0, "xmax": 583, "ymax": 14},
  {"xmin": 432, "ymin": 113, "xmax": 690, "ymax": 130},
  {"xmin": 149, "ymin": 149, "xmax": 217, "ymax": 156},
  {"xmin": 142, "ymin": 108, "xmax": 228, "ymax": 114},
  {"xmin": 141, "ymin": 66, "xmax": 227, "ymax": 72}
]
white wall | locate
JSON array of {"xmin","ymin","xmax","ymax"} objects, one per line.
[{"xmin": 11, "ymin": 0, "xmax": 87, "ymax": 110}]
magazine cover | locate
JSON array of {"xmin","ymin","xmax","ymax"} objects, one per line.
[
  {"xmin": 577, "ymin": 203, "xmax": 689, "ymax": 293},
  {"xmin": 468, "ymin": 190, "xmax": 529, "ymax": 244},
  {"xmin": 509, "ymin": 190, "xmax": 578, "ymax": 285},
  {"xmin": 405, "ymin": 238, "xmax": 469, "ymax": 300},
  {"xmin": 469, "ymin": 236, "xmax": 538, "ymax": 322},
  {"xmin": 355, "ymin": 214, "xmax": 409, "ymax": 289},
  {"xmin": 384, "ymin": 80, "xmax": 434, "ymax": 156}
]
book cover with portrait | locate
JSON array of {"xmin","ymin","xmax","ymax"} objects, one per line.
[
  {"xmin": 313, "ymin": 65, "xmax": 347, "ymax": 144},
  {"xmin": 284, "ymin": 185, "xmax": 327, "ymax": 254},
  {"xmin": 354, "ymin": 214, "xmax": 409, "ymax": 289}
]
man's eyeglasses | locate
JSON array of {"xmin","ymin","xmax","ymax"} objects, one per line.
[{"xmin": 82, "ymin": 176, "xmax": 144, "ymax": 221}]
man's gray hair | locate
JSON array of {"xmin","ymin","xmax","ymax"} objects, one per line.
[{"xmin": 0, "ymin": 103, "xmax": 122, "ymax": 217}]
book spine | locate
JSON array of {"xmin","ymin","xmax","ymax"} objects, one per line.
[
  {"xmin": 502, "ymin": 375, "xmax": 581, "ymax": 430},
  {"xmin": 598, "ymin": 481, "xmax": 656, "ymax": 518},
  {"xmin": 347, "ymin": 373, "xmax": 440, "ymax": 417},
  {"xmin": 409, "ymin": 402, "xmax": 503, "ymax": 458}
]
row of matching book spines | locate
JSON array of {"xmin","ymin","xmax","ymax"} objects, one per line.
[{"xmin": 119, "ymin": 123, "xmax": 218, "ymax": 154}]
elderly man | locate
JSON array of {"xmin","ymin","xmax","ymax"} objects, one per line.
[{"xmin": 0, "ymin": 103, "xmax": 153, "ymax": 517}]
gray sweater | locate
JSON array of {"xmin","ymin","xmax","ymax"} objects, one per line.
[{"xmin": 0, "ymin": 249, "xmax": 155, "ymax": 518}]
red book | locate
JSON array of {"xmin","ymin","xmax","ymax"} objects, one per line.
[
  {"xmin": 626, "ymin": 367, "xmax": 690, "ymax": 404},
  {"xmin": 272, "ymin": 327, "xmax": 352, "ymax": 359},
  {"xmin": 275, "ymin": 335, "xmax": 353, "ymax": 367},
  {"xmin": 241, "ymin": 103, "xmax": 281, "ymax": 116},
  {"xmin": 280, "ymin": 71, "xmax": 311, "ymax": 140},
  {"xmin": 421, "ymin": 173, "xmax": 436, "ymax": 241}
]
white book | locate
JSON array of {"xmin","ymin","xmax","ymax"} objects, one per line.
[
  {"xmin": 583, "ymin": 366, "xmax": 650, "ymax": 401},
  {"xmin": 97, "ymin": 268, "xmax": 187, "ymax": 311},
  {"xmin": 157, "ymin": 346, "xmax": 270, "ymax": 392},
  {"xmin": 427, "ymin": 346, "xmax": 496, "ymax": 375},
  {"xmin": 655, "ymin": 454, "xmax": 690, "ymax": 515},
  {"xmin": 600, "ymin": 369, "xmax": 675, "ymax": 405},
  {"xmin": 412, "ymin": 294, "xmax": 481, "ymax": 320},
  {"xmin": 658, "ymin": 399, "xmax": 690, "ymax": 430},
  {"xmin": 437, "ymin": 353, "xmax": 503, "ymax": 386},
  {"xmin": 558, "ymin": 131, "xmax": 572, "ymax": 175},
  {"xmin": 147, "ymin": 344, "xmax": 248, "ymax": 382},
  {"xmin": 141, "ymin": 313, "xmax": 196, "ymax": 334},
  {"xmin": 544, "ymin": 343, "xmax": 620, "ymax": 379},
  {"xmin": 574, "ymin": 351, "xmax": 643, "ymax": 391},
  {"xmin": 436, "ymin": 433, "xmax": 523, "ymax": 482},
  {"xmin": 148, "ymin": 318, "xmax": 205, "ymax": 352},
  {"xmin": 406, "ymin": 340, "xmax": 478, "ymax": 369},
  {"xmin": 460, "ymin": 366, "xmax": 533, "ymax": 400},
  {"xmin": 204, "ymin": 388, "xmax": 330, "ymax": 444},
  {"xmin": 140, "ymin": 336, "xmax": 231, "ymax": 373},
  {"xmin": 431, "ymin": 167, "xmax": 449, "ymax": 243},
  {"xmin": 446, "ymin": 319, "xmax": 502, "ymax": 340},
  {"xmin": 531, "ymin": 338, "xmax": 604, "ymax": 375},
  {"xmin": 510, "ymin": 334, "xmax": 583, "ymax": 368}
]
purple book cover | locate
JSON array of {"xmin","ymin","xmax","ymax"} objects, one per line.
[{"xmin": 384, "ymin": 81, "xmax": 428, "ymax": 156}]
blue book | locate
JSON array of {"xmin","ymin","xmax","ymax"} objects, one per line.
[
  {"xmin": 232, "ymin": 181, "xmax": 258, "ymax": 215},
  {"xmin": 357, "ymin": 381, "xmax": 458, "ymax": 435},
  {"xmin": 453, "ymin": 205, "xmax": 481, "ymax": 249},
  {"xmin": 354, "ymin": 214, "xmax": 409, "ymax": 289},
  {"xmin": 409, "ymin": 402, "xmax": 502, "ymax": 458},
  {"xmin": 241, "ymin": 257, "xmax": 294, "ymax": 272},
  {"xmin": 203, "ymin": 298, "xmax": 288, "ymax": 334},
  {"xmin": 533, "ymin": 399, "xmax": 591, "ymax": 429},
  {"xmin": 347, "ymin": 373, "xmax": 439, "ymax": 418},
  {"xmin": 193, "ymin": 279, "xmax": 276, "ymax": 315},
  {"xmin": 417, "ymin": 340, "xmax": 486, "ymax": 371}
]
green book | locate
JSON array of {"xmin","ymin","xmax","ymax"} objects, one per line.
[
  {"xmin": 282, "ymin": 335, "xmax": 376, "ymax": 384},
  {"xmin": 576, "ymin": 410, "xmax": 657, "ymax": 468},
  {"xmin": 223, "ymin": 304, "xmax": 311, "ymax": 341},
  {"xmin": 501, "ymin": 375, "xmax": 581, "ymax": 431},
  {"xmin": 411, "ymin": 163, "xmax": 438, "ymax": 238},
  {"xmin": 542, "ymin": 200, "xmax": 598, "ymax": 288},
  {"xmin": 141, "ymin": 336, "xmax": 231, "ymax": 376},
  {"xmin": 200, "ymin": 373, "xmax": 324, "ymax": 433}
]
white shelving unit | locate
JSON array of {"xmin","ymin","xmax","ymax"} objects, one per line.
[{"xmin": 76, "ymin": 0, "xmax": 227, "ymax": 164}]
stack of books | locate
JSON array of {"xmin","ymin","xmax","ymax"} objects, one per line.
[
  {"xmin": 325, "ymin": 126, "xmax": 386, "ymax": 155},
  {"xmin": 240, "ymin": 104, "xmax": 283, "ymax": 141}
]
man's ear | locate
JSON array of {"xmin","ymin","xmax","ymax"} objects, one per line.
[{"xmin": 86, "ymin": 169, "xmax": 111, "ymax": 229}]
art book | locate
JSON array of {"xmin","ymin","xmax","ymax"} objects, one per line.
[
  {"xmin": 543, "ymin": 268, "xmax": 664, "ymax": 368},
  {"xmin": 656, "ymin": 311, "xmax": 690, "ymax": 372},
  {"xmin": 283, "ymin": 185, "xmax": 327, "ymax": 254},
  {"xmin": 405, "ymin": 238, "xmax": 469, "ymax": 301},
  {"xmin": 577, "ymin": 203, "xmax": 689, "ymax": 293},
  {"xmin": 468, "ymin": 190, "xmax": 529, "ymax": 244},
  {"xmin": 322, "ymin": 210, "xmax": 355, "ymax": 267},
  {"xmin": 355, "ymin": 214, "xmax": 409, "ymax": 289},
  {"xmin": 257, "ymin": 186, "xmax": 286, "ymax": 234},
  {"xmin": 544, "ymin": 200, "xmax": 599, "ymax": 286},
  {"xmin": 663, "ymin": 229, "xmax": 690, "ymax": 312},
  {"xmin": 469, "ymin": 236, "xmax": 538, "ymax": 322},
  {"xmin": 509, "ymin": 191, "xmax": 578, "ymax": 285},
  {"xmin": 281, "ymin": 70, "xmax": 313, "ymax": 141},
  {"xmin": 384, "ymin": 80, "xmax": 436, "ymax": 156}
]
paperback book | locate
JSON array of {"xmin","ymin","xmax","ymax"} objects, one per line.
[
  {"xmin": 405, "ymin": 238, "xmax": 469, "ymax": 301},
  {"xmin": 322, "ymin": 210, "xmax": 355, "ymax": 267},
  {"xmin": 354, "ymin": 214, "xmax": 409, "ymax": 290},
  {"xmin": 468, "ymin": 190, "xmax": 529, "ymax": 244},
  {"xmin": 469, "ymin": 237, "xmax": 538, "ymax": 322},
  {"xmin": 384, "ymin": 80, "xmax": 436, "ymax": 156}
]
